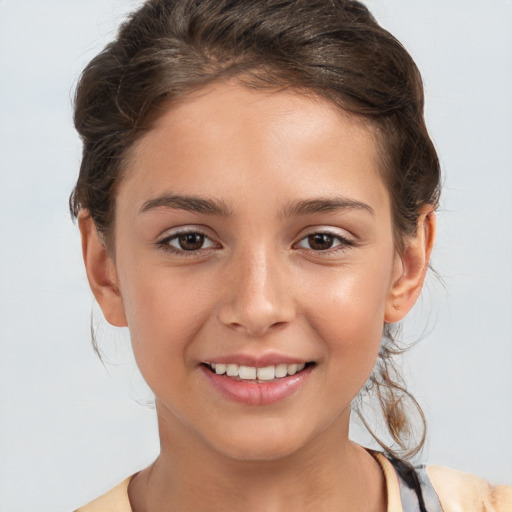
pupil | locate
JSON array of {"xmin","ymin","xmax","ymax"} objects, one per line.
[
  {"xmin": 309, "ymin": 233, "xmax": 334, "ymax": 250},
  {"xmin": 179, "ymin": 233, "xmax": 204, "ymax": 251}
]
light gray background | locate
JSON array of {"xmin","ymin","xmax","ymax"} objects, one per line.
[{"xmin": 0, "ymin": 1, "xmax": 511, "ymax": 511}]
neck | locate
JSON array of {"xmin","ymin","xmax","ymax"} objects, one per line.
[{"xmin": 129, "ymin": 405, "xmax": 386, "ymax": 512}]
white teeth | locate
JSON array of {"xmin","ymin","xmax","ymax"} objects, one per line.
[
  {"xmin": 208, "ymin": 362, "xmax": 309, "ymax": 381},
  {"xmin": 215, "ymin": 364, "xmax": 226, "ymax": 375},
  {"xmin": 226, "ymin": 364, "xmax": 238, "ymax": 377},
  {"xmin": 257, "ymin": 366, "xmax": 275, "ymax": 381},
  {"xmin": 238, "ymin": 365, "xmax": 257, "ymax": 380},
  {"xmin": 287, "ymin": 364, "xmax": 298, "ymax": 375},
  {"xmin": 275, "ymin": 363, "xmax": 288, "ymax": 378}
]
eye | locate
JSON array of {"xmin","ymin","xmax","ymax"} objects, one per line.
[
  {"xmin": 159, "ymin": 230, "xmax": 218, "ymax": 253},
  {"xmin": 296, "ymin": 232, "xmax": 353, "ymax": 252}
]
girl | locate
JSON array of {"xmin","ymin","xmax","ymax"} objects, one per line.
[{"xmin": 71, "ymin": 0, "xmax": 511, "ymax": 510}]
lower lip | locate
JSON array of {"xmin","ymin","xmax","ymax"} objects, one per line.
[{"xmin": 201, "ymin": 365, "xmax": 313, "ymax": 406}]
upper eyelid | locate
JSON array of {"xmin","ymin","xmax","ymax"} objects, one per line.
[
  {"xmin": 293, "ymin": 228, "xmax": 357, "ymax": 251},
  {"xmin": 158, "ymin": 225, "xmax": 216, "ymax": 240},
  {"xmin": 296, "ymin": 234, "xmax": 353, "ymax": 246},
  {"xmin": 156, "ymin": 229, "xmax": 221, "ymax": 257},
  {"xmin": 155, "ymin": 226, "xmax": 355, "ymax": 247},
  {"xmin": 295, "ymin": 226, "xmax": 355, "ymax": 241},
  {"xmin": 157, "ymin": 227, "xmax": 220, "ymax": 249}
]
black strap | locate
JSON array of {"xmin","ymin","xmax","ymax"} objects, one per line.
[{"xmin": 388, "ymin": 457, "xmax": 429, "ymax": 512}]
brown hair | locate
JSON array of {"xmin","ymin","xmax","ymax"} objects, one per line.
[{"xmin": 70, "ymin": 0, "xmax": 441, "ymax": 459}]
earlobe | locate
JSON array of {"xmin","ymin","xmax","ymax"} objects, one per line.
[
  {"xmin": 385, "ymin": 210, "xmax": 436, "ymax": 324},
  {"xmin": 78, "ymin": 211, "xmax": 128, "ymax": 327}
]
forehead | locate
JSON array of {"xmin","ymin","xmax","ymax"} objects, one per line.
[{"xmin": 121, "ymin": 82, "xmax": 389, "ymax": 216}]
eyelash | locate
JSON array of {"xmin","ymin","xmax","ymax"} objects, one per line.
[
  {"xmin": 294, "ymin": 231, "xmax": 355, "ymax": 254},
  {"xmin": 156, "ymin": 229, "xmax": 219, "ymax": 256},
  {"xmin": 156, "ymin": 229, "xmax": 355, "ymax": 256}
]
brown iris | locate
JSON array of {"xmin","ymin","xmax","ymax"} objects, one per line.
[
  {"xmin": 308, "ymin": 233, "xmax": 335, "ymax": 250},
  {"xmin": 177, "ymin": 233, "xmax": 205, "ymax": 251}
]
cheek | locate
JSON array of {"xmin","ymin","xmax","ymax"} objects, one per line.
[
  {"xmin": 118, "ymin": 266, "xmax": 213, "ymax": 382},
  {"xmin": 300, "ymin": 257, "xmax": 394, "ymax": 379}
]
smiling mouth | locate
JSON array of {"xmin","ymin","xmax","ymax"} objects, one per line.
[{"xmin": 202, "ymin": 362, "xmax": 314, "ymax": 382}]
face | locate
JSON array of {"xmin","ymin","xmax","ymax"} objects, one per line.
[{"xmin": 85, "ymin": 82, "xmax": 427, "ymax": 462}]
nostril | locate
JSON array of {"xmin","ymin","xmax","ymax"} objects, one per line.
[{"xmin": 218, "ymin": 309, "xmax": 290, "ymax": 336}]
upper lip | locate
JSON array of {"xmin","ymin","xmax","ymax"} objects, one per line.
[{"xmin": 202, "ymin": 352, "xmax": 311, "ymax": 367}]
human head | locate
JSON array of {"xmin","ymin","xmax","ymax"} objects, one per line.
[{"xmin": 70, "ymin": 0, "xmax": 440, "ymax": 458}]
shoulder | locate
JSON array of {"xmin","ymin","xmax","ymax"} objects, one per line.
[
  {"xmin": 74, "ymin": 476, "xmax": 133, "ymax": 512},
  {"xmin": 426, "ymin": 465, "xmax": 512, "ymax": 512}
]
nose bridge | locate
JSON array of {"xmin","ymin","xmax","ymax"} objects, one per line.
[
  {"xmin": 218, "ymin": 242, "xmax": 294, "ymax": 336},
  {"xmin": 243, "ymin": 247, "xmax": 280, "ymax": 310}
]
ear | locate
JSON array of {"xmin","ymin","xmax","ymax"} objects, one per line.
[
  {"xmin": 385, "ymin": 209, "xmax": 436, "ymax": 323},
  {"xmin": 78, "ymin": 211, "xmax": 127, "ymax": 327}
]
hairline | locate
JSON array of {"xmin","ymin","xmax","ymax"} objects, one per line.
[{"xmin": 103, "ymin": 76, "xmax": 406, "ymax": 253}]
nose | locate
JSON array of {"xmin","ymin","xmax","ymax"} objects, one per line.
[{"xmin": 217, "ymin": 247, "xmax": 296, "ymax": 337}]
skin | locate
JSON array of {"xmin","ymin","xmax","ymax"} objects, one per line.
[{"xmin": 80, "ymin": 82, "xmax": 435, "ymax": 511}]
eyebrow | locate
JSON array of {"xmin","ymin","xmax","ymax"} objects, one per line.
[
  {"xmin": 139, "ymin": 193, "xmax": 373, "ymax": 217},
  {"xmin": 140, "ymin": 194, "xmax": 232, "ymax": 216},
  {"xmin": 281, "ymin": 197, "xmax": 374, "ymax": 217}
]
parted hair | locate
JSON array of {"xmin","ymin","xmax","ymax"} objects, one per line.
[{"xmin": 70, "ymin": 0, "xmax": 441, "ymax": 459}]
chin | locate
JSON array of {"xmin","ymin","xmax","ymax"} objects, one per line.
[
  {"xmin": 201, "ymin": 421, "xmax": 308, "ymax": 462},
  {"xmin": 216, "ymin": 438, "xmax": 301, "ymax": 462}
]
